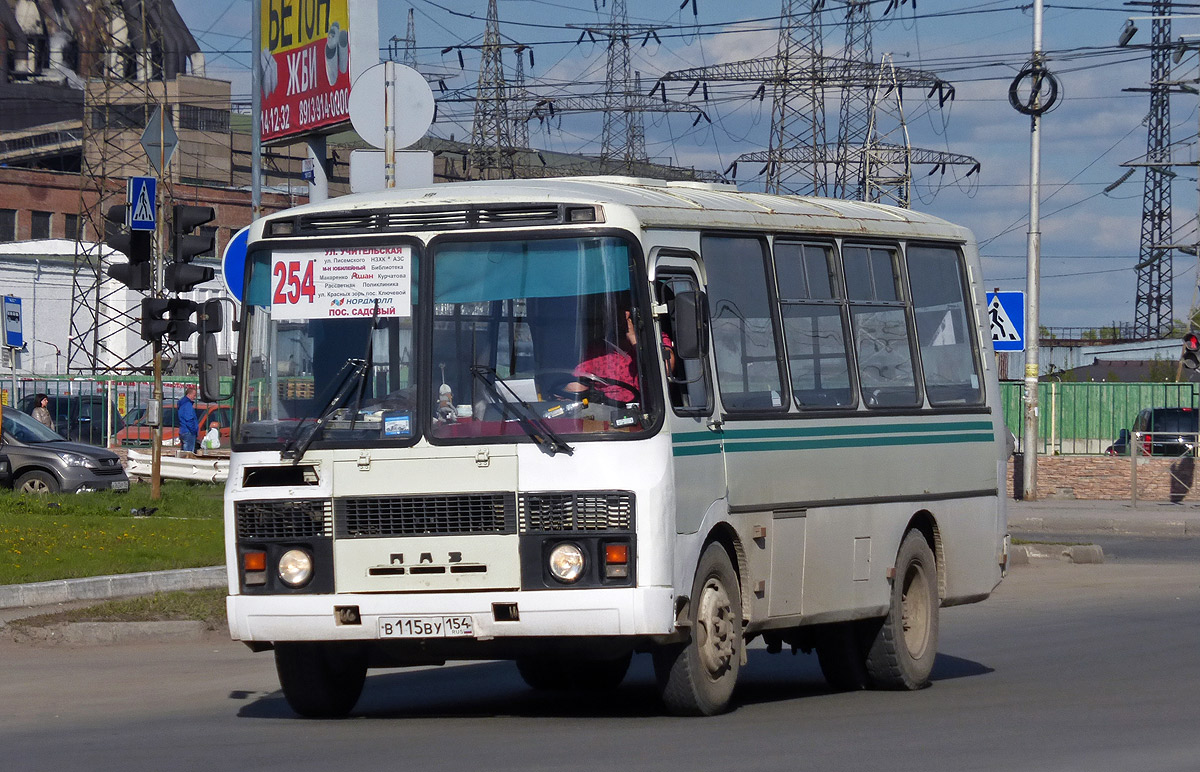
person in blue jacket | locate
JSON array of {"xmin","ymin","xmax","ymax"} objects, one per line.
[{"xmin": 178, "ymin": 387, "xmax": 199, "ymax": 455}]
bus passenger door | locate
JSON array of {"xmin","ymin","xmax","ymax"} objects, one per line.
[{"xmin": 656, "ymin": 263, "xmax": 725, "ymax": 535}]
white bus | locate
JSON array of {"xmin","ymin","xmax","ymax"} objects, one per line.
[{"xmin": 220, "ymin": 176, "xmax": 1009, "ymax": 717}]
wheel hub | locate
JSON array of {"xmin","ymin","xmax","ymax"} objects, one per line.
[
  {"xmin": 696, "ymin": 577, "xmax": 735, "ymax": 676},
  {"xmin": 900, "ymin": 562, "xmax": 931, "ymax": 658}
]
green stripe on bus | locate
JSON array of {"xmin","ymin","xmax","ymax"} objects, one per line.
[
  {"xmin": 722, "ymin": 432, "xmax": 996, "ymax": 453},
  {"xmin": 671, "ymin": 429, "xmax": 995, "ymax": 456},
  {"xmin": 672, "ymin": 444, "xmax": 724, "ymax": 457},
  {"xmin": 672, "ymin": 420, "xmax": 994, "ymax": 445},
  {"xmin": 719, "ymin": 421, "xmax": 994, "ymax": 440}
]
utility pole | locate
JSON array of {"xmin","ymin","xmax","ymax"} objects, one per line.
[{"xmin": 1022, "ymin": 0, "xmax": 1047, "ymax": 500}]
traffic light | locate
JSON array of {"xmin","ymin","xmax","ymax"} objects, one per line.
[
  {"xmin": 196, "ymin": 299, "xmax": 224, "ymax": 401},
  {"xmin": 1183, "ymin": 331, "xmax": 1200, "ymax": 370},
  {"xmin": 104, "ymin": 205, "xmax": 153, "ymax": 291},
  {"xmin": 166, "ymin": 298, "xmax": 199, "ymax": 342},
  {"xmin": 140, "ymin": 298, "xmax": 170, "ymax": 342},
  {"xmin": 166, "ymin": 204, "xmax": 216, "ymax": 292}
]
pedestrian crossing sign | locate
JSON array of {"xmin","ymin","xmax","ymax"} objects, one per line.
[
  {"xmin": 128, "ymin": 176, "xmax": 157, "ymax": 232},
  {"xmin": 985, "ymin": 291, "xmax": 1025, "ymax": 352}
]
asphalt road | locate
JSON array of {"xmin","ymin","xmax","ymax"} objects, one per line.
[{"xmin": 2, "ymin": 554, "xmax": 1198, "ymax": 772}]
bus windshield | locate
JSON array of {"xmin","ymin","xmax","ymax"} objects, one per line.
[
  {"xmin": 430, "ymin": 235, "xmax": 658, "ymax": 441},
  {"xmin": 235, "ymin": 235, "xmax": 659, "ymax": 449}
]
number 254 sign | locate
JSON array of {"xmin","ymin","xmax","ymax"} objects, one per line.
[
  {"xmin": 269, "ymin": 248, "xmax": 413, "ymax": 321},
  {"xmin": 272, "ymin": 260, "xmax": 316, "ymax": 305}
]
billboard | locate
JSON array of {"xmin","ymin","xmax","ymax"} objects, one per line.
[{"xmin": 261, "ymin": 0, "xmax": 352, "ymax": 143}]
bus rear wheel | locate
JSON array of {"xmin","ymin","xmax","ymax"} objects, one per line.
[
  {"xmin": 515, "ymin": 652, "xmax": 632, "ymax": 691},
  {"xmin": 274, "ymin": 642, "xmax": 368, "ymax": 718},
  {"xmin": 864, "ymin": 530, "xmax": 939, "ymax": 690},
  {"xmin": 654, "ymin": 542, "xmax": 743, "ymax": 716}
]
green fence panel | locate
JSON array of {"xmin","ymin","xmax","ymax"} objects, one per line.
[{"xmin": 1001, "ymin": 381, "xmax": 1199, "ymax": 455}]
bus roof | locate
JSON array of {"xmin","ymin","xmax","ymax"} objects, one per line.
[{"xmin": 257, "ymin": 176, "xmax": 974, "ymax": 244}]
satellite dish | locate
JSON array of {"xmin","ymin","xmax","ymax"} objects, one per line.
[{"xmin": 349, "ymin": 63, "xmax": 435, "ymax": 150}]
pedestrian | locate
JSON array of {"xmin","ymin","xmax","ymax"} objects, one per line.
[
  {"xmin": 201, "ymin": 420, "xmax": 221, "ymax": 452},
  {"xmin": 31, "ymin": 393, "xmax": 54, "ymax": 431},
  {"xmin": 178, "ymin": 387, "xmax": 199, "ymax": 455}
]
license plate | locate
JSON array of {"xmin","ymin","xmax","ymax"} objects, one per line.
[
  {"xmin": 379, "ymin": 615, "xmax": 474, "ymax": 638},
  {"xmin": 111, "ymin": 480, "xmax": 130, "ymax": 491}
]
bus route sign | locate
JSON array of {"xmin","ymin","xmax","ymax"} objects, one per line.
[{"xmin": 269, "ymin": 246, "xmax": 412, "ymax": 321}]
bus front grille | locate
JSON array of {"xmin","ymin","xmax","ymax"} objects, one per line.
[
  {"xmin": 335, "ymin": 493, "xmax": 517, "ymax": 537},
  {"xmin": 235, "ymin": 499, "xmax": 333, "ymax": 539},
  {"xmin": 519, "ymin": 491, "xmax": 635, "ymax": 532}
]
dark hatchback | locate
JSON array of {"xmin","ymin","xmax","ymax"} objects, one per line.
[
  {"xmin": 17, "ymin": 394, "xmax": 125, "ymax": 447},
  {"xmin": 0, "ymin": 408, "xmax": 130, "ymax": 493},
  {"xmin": 1107, "ymin": 407, "xmax": 1200, "ymax": 457}
]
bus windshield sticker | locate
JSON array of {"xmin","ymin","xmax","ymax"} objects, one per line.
[
  {"xmin": 270, "ymin": 246, "xmax": 413, "ymax": 321},
  {"xmin": 383, "ymin": 412, "xmax": 413, "ymax": 437}
]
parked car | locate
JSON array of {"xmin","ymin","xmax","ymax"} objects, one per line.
[
  {"xmin": 114, "ymin": 402, "xmax": 232, "ymax": 447},
  {"xmin": 17, "ymin": 393, "xmax": 125, "ymax": 447},
  {"xmin": 0, "ymin": 407, "xmax": 129, "ymax": 493},
  {"xmin": 1106, "ymin": 407, "xmax": 1199, "ymax": 457}
]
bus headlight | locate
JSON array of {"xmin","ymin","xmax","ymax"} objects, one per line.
[
  {"xmin": 278, "ymin": 549, "xmax": 314, "ymax": 588},
  {"xmin": 548, "ymin": 543, "xmax": 585, "ymax": 583}
]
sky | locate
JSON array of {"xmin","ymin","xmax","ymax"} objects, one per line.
[{"xmin": 178, "ymin": 1, "xmax": 1200, "ymax": 333}]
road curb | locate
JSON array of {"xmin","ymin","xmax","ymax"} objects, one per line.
[
  {"xmin": 0, "ymin": 567, "xmax": 224, "ymax": 610},
  {"xmin": 10, "ymin": 620, "xmax": 211, "ymax": 646},
  {"xmin": 1010, "ymin": 543, "xmax": 1105, "ymax": 564},
  {"xmin": 1009, "ymin": 516, "xmax": 1200, "ymax": 538}
]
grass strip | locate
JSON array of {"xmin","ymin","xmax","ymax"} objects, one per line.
[{"xmin": 0, "ymin": 480, "xmax": 224, "ymax": 584}]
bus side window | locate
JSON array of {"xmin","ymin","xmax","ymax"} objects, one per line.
[
  {"xmin": 658, "ymin": 274, "xmax": 711, "ymax": 414},
  {"xmin": 775, "ymin": 241, "xmax": 856, "ymax": 408},
  {"xmin": 700, "ymin": 235, "xmax": 787, "ymax": 412},
  {"xmin": 844, "ymin": 245, "xmax": 921, "ymax": 408},
  {"xmin": 907, "ymin": 245, "xmax": 984, "ymax": 406}
]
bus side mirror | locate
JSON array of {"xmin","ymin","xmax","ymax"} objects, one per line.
[
  {"xmin": 672, "ymin": 290, "xmax": 708, "ymax": 360},
  {"xmin": 197, "ymin": 299, "xmax": 233, "ymax": 403}
]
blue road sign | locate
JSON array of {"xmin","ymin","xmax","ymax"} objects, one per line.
[
  {"xmin": 986, "ymin": 291, "xmax": 1025, "ymax": 352},
  {"xmin": 128, "ymin": 176, "xmax": 157, "ymax": 231},
  {"xmin": 3, "ymin": 295, "xmax": 22, "ymax": 348},
  {"xmin": 221, "ymin": 226, "xmax": 250, "ymax": 302}
]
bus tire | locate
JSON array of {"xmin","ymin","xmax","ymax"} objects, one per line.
[
  {"xmin": 274, "ymin": 642, "xmax": 368, "ymax": 718},
  {"xmin": 516, "ymin": 653, "xmax": 632, "ymax": 691},
  {"xmin": 815, "ymin": 622, "xmax": 870, "ymax": 691},
  {"xmin": 865, "ymin": 530, "xmax": 939, "ymax": 690},
  {"xmin": 654, "ymin": 542, "xmax": 743, "ymax": 716}
]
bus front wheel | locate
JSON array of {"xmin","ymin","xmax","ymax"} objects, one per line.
[
  {"xmin": 274, "ymin": 642, "xmax": 368, "ymax": 718},
  {"xmin": 654, "ymin": 542, "xmax": 743, "ymax": 716},
  {"xmin": 864, "ymin": 530, "xmax": 939, "ymax": 690}
]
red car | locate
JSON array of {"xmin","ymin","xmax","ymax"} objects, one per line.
[{"xmin": 115, "ymin": 403, "xmax": 233, "ymax": 447}]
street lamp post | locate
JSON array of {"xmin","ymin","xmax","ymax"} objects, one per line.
[{"xmin": 34, "ymin": 339, "xmax": 61, "ymax": 375}]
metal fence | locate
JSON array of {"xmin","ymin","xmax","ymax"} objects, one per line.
[
  {"xmin": 1001, "ymin": 381, "xmax": 1199, "ymax": 455},
  {"xmin": 1, "ymin": 375, "xmax": 233, "ymax": 447}
]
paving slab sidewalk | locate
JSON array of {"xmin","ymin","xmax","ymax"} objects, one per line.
[{"xmin": 1008, "ymin": 498, "xmax": 1200, "ymax": 538}]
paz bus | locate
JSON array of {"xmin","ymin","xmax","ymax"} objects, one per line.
[{"xmin": 218, "ymin": 176, "xmax": 1009, "ymax": 717}]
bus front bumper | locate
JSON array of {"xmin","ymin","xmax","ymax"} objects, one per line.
[{"xmin": 227, "ymin": 586, "xmax": 677, "ymax": 643}]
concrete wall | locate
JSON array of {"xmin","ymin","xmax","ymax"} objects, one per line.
[{"xmin": 1008, "ymin": 454, "xmax": 1199, "ymax": 503}]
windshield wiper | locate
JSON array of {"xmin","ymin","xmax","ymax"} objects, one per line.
[
  {"xmin": 281, "ymin": 358, "xmax": 369, "ymax": 464},
  {"xmin": 470, "ymin": 365, "xmax": 574, "ymax": 457},
  {"xmin": 281, "ymin": 303, "xmax": 381, "ymax": 464}
]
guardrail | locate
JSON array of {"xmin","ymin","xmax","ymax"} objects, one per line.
[{"xmin": 126, "ymin": 449, "xmax": 228, "ymax": 484}]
